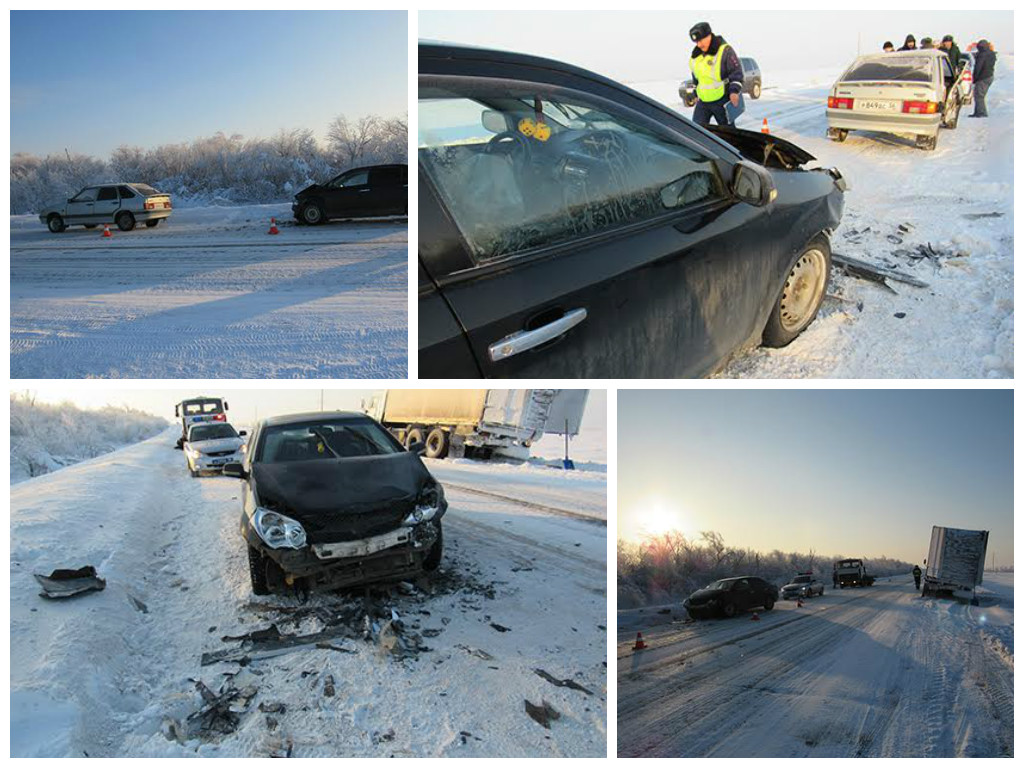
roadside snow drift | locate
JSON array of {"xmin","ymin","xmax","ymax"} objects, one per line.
[
  {"xmin": 10, "ymin": 205, "xmax": 407, "ymax": 379},
  {"xmin": 10, "ymin": 430, "xmax": 607, "ymax": 757}
]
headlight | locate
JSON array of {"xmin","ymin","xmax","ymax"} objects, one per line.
[
  {"xmin": 252, "ymin": 507, "xmax": 306, "ymax": 549},
  {"xmin": 186, "ymin": 445, "xmax": 201, "ymax": 457},
  {"xmin": 403, "ymin": 483, "xmax": 445, "ymax": 527}
]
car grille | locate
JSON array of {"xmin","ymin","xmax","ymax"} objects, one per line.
[
  {"xmin": 206, "ymin": 450, "xmax": 236, "ymax": 457},
  {"xmin": 303, "ymin": 503, "xmax": 414, "ymax": 544}
]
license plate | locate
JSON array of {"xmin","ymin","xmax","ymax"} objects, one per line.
[
  {"xmin": 211, "ymin": 459, "xmax": 227, "ymax": 465},
  {"xmin": 857, "ymin": 99, "xmax": 898, "ymax": 112}
]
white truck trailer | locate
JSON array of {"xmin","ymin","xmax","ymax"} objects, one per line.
[
  {"xmin": 362, "ymin": 389, "xmax": 588, "ymax": 460},
  {"xmin": 922, "ymin": 525, "xmax": 989, "ymax": 605}
]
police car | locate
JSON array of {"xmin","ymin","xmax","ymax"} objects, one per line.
[{"xmin": 780, "ymin": 572, "xmax": 825, "ymax": 600}]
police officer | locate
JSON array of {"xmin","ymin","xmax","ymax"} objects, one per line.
[
  {"xmin": 912, "ymin": 564, "xmax": 922, "ymax": 590},
  {"xmin": 688, "ymin": 21, "xmax": 743, "ymax": 127}
]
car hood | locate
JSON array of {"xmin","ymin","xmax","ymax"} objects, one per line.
[
  {"xmin": 782, "ymin": 582, "xmax": 806, "ymax": 591},
  {"xmin": 191, "ymin": 436, "xmax": 243, "ymax": 453},
  {"xmin": 39, "ymin": 200, "xmax": 66, "ymax": 215},
  {"xmin": 294, "ymin": 184, "xmax": 321, "ymax": 199},
  {"xmin": 687, "ymin": 588, "xmax": 725, "ymax": 603},
  {"xmin": 705, "ymin": 124, "xmax": 817, "ymax": 169},
  {"xmin": 252, "ymin": 452, "xmax": 431, "ymax": 542}
]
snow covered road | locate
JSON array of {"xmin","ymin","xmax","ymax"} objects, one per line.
[
  {"xmin": 10, "ymin": 204, "xmax": 407, "ymax": 379},
  {"xmin": 10, "ymin": 429, "xmax": 607, "ymax": 757},
  {"xmin": 617, "ymin": 578, "xmax": 1013, "ymax": 757},
  {"xmin": 634, "ymin": 59, "xmax": 1014, "ymax": 378}
]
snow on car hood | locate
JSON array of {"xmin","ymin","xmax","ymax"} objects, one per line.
[
  {"xmin": 191, "ymin": 437, "xmax": 243, "ymax": 454},
  {"xmin": 252, "ymin": 452, "xmax": 432, "ymax": 541}
]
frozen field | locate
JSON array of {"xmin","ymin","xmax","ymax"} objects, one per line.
[
  {"xmin": 634, "ymin": 58, "xmax": 1013, "ymax": 378},
  {"xmin": 618, "ymin": 574, "xmax": 1013, "ymax": 757},
  {"xmin": 9, "ymin": 205, "xmax": 407, "ymax": 379},
  {"xmin": 10, "ymin": 428, "xmax": 606, "ymax": 758}
]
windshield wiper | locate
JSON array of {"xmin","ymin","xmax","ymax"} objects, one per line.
[{"xmin": 308, "ymin": 428, "xmax": 341, "ymax": 458}]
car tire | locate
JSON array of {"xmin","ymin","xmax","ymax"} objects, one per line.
[
  {"xmin": 763, "ymin": 599, "xmax": 775, "ymax": 611},
  {"xmin": 47, "ymin": 214, "xmax": 66, "ymax": 233},
  {"xmin": 300, "ymin": 202, "xmax": 325, "ymax": 225},
  {"xmin": 405, "ymin": 428, "xmax": 425, "ymax": 450},
  {"xmin": 762, "ymin": 236, "xmax": 832, "ymax": 348},
  {"xmin": 916, "ymin": 134, "xmax": 938, "ymax": 151},
  {"xmin": 145, "ymin": 219, "xmax": 160, "ymax": 228},
  {"xmin": 425, "ymin": 428, "xmax": 449, "ymax": 459},
  {"xmin": 828, "ymin": 128, "xmax": 849, "ymax": 143},
  {"xmin": 116, "ymin": 211, "xmax": 136, "ymax": 231},
  {"xmin": 722, "ymin": 602, "xmax": 737, "ymax": 618},
  {"xmin": 423, "ymin": 523, "xmax": 444, "ymax": 571},
  {"xmin": 247, "ymin": 545, "xmax": 284, "ymax": 596},
  {"xmin": 751, "ymin": 81, "xmax": 762, "ymax": 99}
]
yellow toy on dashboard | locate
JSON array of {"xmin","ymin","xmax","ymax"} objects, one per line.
[{"xmin": 517, "ymin": 116, "xmax": 551, "ymax": 142}]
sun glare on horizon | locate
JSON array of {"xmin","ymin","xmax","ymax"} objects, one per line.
[{"xmin": 632, "ymin": 497, "xmax": 693, "ymax": 540}]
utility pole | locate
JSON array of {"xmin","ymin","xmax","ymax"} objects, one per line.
[{"xmin": 320, "ymin": 390, "xmax": 324, "ymax": 411}]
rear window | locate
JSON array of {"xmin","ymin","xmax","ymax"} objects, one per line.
[
  {"xmin": 842, "ymin": 56, "xmax": 934, "ymax": 83},
  {"xmin": 793, "ymin": 575, "xmax": 810, "ymax": 583},
  {"xmin": 131, "ymin": 184, "xmax": 162, "ymax": 196}
]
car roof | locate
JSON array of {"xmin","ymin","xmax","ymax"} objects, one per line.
[
  {"xmin": 344, "ymin": 164, "xmax": 407, "ymax": 172},
  {"xmin": 258, "ymin": 410, "xmax": 371, "ymax": 428},
  {"xmin": 715, "ymin": 576, "xmax": 760, "ymax": 583}
]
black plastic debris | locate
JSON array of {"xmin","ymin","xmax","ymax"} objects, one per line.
[
  {"xmin": 372, "ymin": 728, "xmax": 395, "ymax": 745},
  {"xmin": 524, "ymin": 699, "xmax": 561, "ymax": 729},
  {"xmin": 534, "ymin": 668, "xmax": 594, "ymax": 695},
  {"xmin": 894, "ymin": 312, "xmax": 907, "ymax": 319},
  {"xmin": 127, "ymin": 594, "xmax": 149, "ymax": 614},
  {"xmin": 323, "ymin": 674, "xmax": 335, "ymax": 697},
  {"xmin": 34, "ymin": 566, "xmax": 106, "ymax": 599},
  {"xmin": 259, "ymin": 702, "xmax": 287, "ymax": 714},
  {"xmin": 490, "ymin": 623, "xmax": 511, "ymax": 633},
  {"xmin": 180, "ymin": 678, "xmax": 258, "ymax": 741}
]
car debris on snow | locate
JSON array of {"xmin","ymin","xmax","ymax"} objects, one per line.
[
  {"xmin": 165, "ymin": 677, "xmax": 259, "ymax": 743},
  {"xmin": 323, "ymin": 674, "xmax": 335, "ymax": 697},
  {"xmin": 34, "ymin": 566, "xmax": 106, "ymax": 599},
  {"xmin": 832, "ymin": 252, "xmax": 930, "ymax": 289},
  {"xmin": 524, "ymin": 699, "xmax": 562, "ymax": 729},
  {"xmin": 127, "ymin": 593, "xmax": 149, "ymax": 613},
  {"xmin": 534, "ymin": 668, "xmax": 594, "ymax": 695}
]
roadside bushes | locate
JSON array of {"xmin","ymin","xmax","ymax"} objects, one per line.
[
  {"xmin": 10, "ymin": 393, "xmax": 167, "ymax": 483},
  {"xmin": 617, "ymin": 531, "xmax": 915, "ymax": 608},
  {"xmin": 9, "ymin": 113, "xmax": 407, "ymax": 214}
]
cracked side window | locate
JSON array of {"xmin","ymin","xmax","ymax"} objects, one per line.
[{"xmin": 419, "ymin": 84, "xmax": 725, "ymax": 263}]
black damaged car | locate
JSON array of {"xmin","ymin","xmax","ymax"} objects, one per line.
[
  {"xmin": 292, "ymin": 164, "xmax": 408, "ymax": 225},
  {"xmin": 419, "ymin": 42, "xmax": 847, "ymax": 378},
  {"xmin": 223, "ymin": 411, "xmax": 446, "ymax": 595},
  {"xmin": 683, "ymin": 576, "xmax": 778, "ymax": 619}
]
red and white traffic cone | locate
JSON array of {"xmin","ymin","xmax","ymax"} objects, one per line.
[
  {"xmin": 761, "ymin": 118, "xmax": 770, "ymax": 134},
  {"xmin": 751, "ymin": 612, "xmax": 760, "ymax": 621},
  {"xmin": 267, "ymin": 217, "xmax": 280, "ymax": 235},
  {"xmin": 633, "ymin": 632, "xmax": 648, "ymax": 651},
  {"xmin": 102, "ymin": 224, "xmax": 112, "ymax": 238},
  {"xmin": 797, "ymin": 598, "xmax": 804, "ymax": 608}
]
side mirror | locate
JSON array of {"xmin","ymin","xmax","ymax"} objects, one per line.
[
  {"xmin": 408, "ymin": 441, "xmax": 426, "ymax": 456},
  {"xmin": 731, "ymin": 161, "xmax": 776, "ymax": 207},
  {"xmin": 238, "ymin": 430, "xmax": 247, "ymax": 437},
  {"xmin": 222, "ymin": 462, "xmax": 248, "ymax": 479},
  {"xmin": 224, "ymin": 401, "xmax": 229, "ymax": 410}
]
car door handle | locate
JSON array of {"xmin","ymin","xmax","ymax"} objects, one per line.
[{"xmin": 488, "ymin": 308, "xmax": 587, "ymax": 362}]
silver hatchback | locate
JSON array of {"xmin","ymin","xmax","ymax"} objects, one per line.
[
  {"xmin": 38, "ymin": 182, "xmax": 173, "ymax": 233},
  {"xmin": 826, "ymin": 50, "xmax": 962, "ymax": 151}
]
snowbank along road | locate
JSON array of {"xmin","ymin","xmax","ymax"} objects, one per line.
[
  {"xmin": 10, "ymin": 204, "xmax": 407, "ymax": 378},
  {"xmin": 10, "ymin": 430, "xmax": 607, "ymax": 757},
  {"xmin": 635, "ymin": 58, "xmax": 1013, "ymax": 378},
  {"xmin": 617, "ymin": 577, "xmax": 1013, "ymax": 757}
]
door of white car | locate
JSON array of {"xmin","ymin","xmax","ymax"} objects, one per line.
[
  {"xmin": 66, "ymin": 187, "xmax": 98, "ymax": 223},
  {"xmin": 93, "ymin": 186, "xmax": 121, "ymax": 223}
]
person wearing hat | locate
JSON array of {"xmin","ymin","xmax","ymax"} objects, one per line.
[
  {"xmin": 898, "ymin": 34, "xmax": 917, "ymax": 51},
  {"xmin": 970, "ymin": 39, "xmax": 997, "ymax": 117},
  {"xmin": 882, "ymin": 41, "xmax": 895, "ymax": 52},
  {"xmin": 687, "ymin": 21, "xmax": 744, "ymax": 127},
  {"xmin": 940, "ymin": 35, "xmax": 962, "ymax": 72},
  {"xmin": 920, "ymin": 37, "xmax": 935, "ymax": 49}
]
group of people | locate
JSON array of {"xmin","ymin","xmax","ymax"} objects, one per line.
[
  {"xmin": 882, "ymin": 33, "xmax": 997, "ymax": 118},
  {"xmin": 684, "ymin": 20, "xmax": 998, "ymax": 128}
]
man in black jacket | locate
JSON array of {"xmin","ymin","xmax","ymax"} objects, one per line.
[
  {"xmin": 688, "ymin": 21, "xmax": 744, "ymax": 127},
  {"xmin": 898, "ymin": 34, "xmax": 917, "ymax": 51},
  {"xmin": 970, "ymin": 40, "xmax": 997, "ymax": 118},
  {"xmin": 940, "ymin": 35, "xmax": 962, "ymax": 73}
]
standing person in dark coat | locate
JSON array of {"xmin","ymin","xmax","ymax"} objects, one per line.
[
  {"xmin": 940, "ymin": 35, "xmax": 962, "ymax": 72},
  {"xmin": 920, "ymin": 37, "xmax": 935, "ymax": 49},
  {"xmin": 970, "ymin": 40, "xmax": 997, "ymax": 117},
  {"xmin": 899, "ymin": 34, "xmax": 917, "ymax": 51},
  {"xmin": 912, "ymin": 564, "xmax": 922, "ymax": 590},
  {"xmin": 687, "ymin": 21, "xmax": 744, "ymax": 127}
]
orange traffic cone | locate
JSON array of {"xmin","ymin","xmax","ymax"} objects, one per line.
[
  {"xmin": 751, "ymin": 612, "xmax": 760, "ymax": 621},
  {"xmin": 796, "ymin": 598, "xmax": 804, "ymax": 608},
  {"xmin": 633, "ymin": 632, "xmax": 648, "ymax": 651},
  {"xmin": 761, "ymin": 118, "xmax": 770, "ymax": 134},
  {"xmin": 102, "ymin": 224, "xmax": 112, "ymax": 238},
  {"xmin": 268, "ymin": 217, "xmax": 280, "ymax": 235}
]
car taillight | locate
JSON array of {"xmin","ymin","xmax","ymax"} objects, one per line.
[
  {"xmin": 144, "ymin": 202, "xmax": 155, "ymax": 210},
  {"xmin": 902, "ymin": 100, "xmax": 938, "ymax": 114},
  {"xmin": 961, "ymin": 70, "xmax": 972, "ymax": 82},
  {"xmin": 828, "ymin": 96, "xmax": 853, "ymax": 109},
  {"xmin": 214, "ymin": 414, "xmax": 226, "ymax": 422}
]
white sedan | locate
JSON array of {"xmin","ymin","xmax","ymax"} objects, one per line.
[
  {"xmin": 183, "ymin": 423, "xmax": 247, "ymax": 477},
  {"xmin": 826, "ymin": 49, "xmax": 963, "ymax": 150}
]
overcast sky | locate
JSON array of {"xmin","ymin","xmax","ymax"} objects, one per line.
[
  {"xmin": 420, "ymin": 11, "xmax": 1012, "ymax": 84},
  {"xmin": 618, "ymin": 389, "xmax": 1013, "ymax": 568},
  {"xmin": 11, "ymin": 11, "xmax": 407, "ymax": 157}
]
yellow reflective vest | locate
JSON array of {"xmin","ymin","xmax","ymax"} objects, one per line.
[{"xmin": 690, "ymin": 43, "xmax": 730, "ymax": 102}]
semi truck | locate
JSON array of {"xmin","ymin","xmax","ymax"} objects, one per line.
[
  {"xmin": 362, "ymin": 389, "xmax": 588, "ymax": 460},
  {"xmin": 173, "ymin": 396, "xmax": 229, "ymax": 449},
  {"xmin": 922, "ymin": 525, "xmax": 989, "ymax": 605},
  {"xmin": 833, "ymin": 558, "xmax": 875, "ymax": 588}
]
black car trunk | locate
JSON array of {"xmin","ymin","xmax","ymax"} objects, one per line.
[
  {"xmin": 252, "ymin": 452, "xmax": 430, "ymax": 543},
  {"xmin": 705, "ymin": 125, "xmax": 817, "ymax": 170}
]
